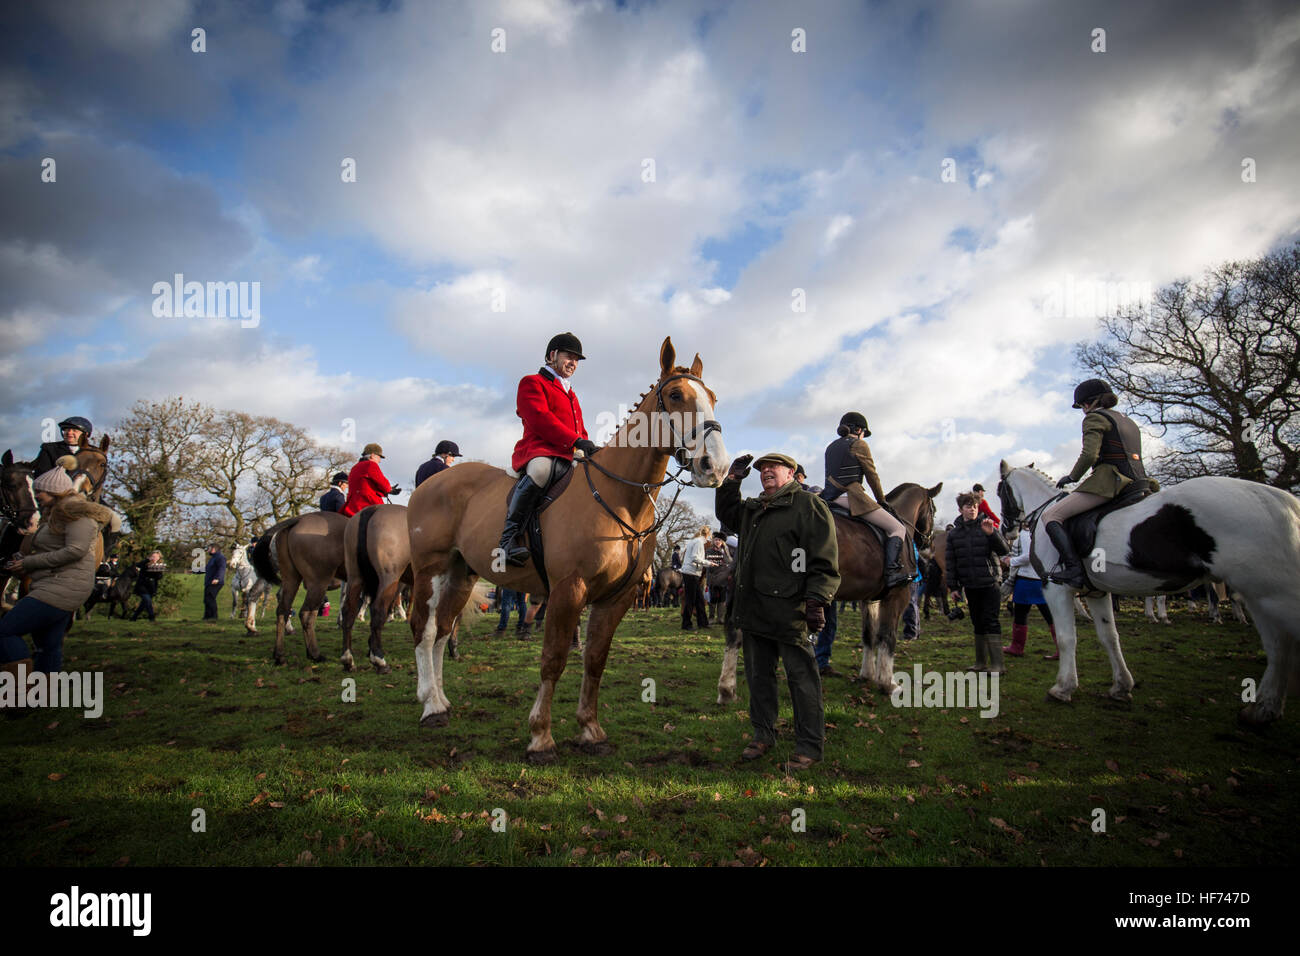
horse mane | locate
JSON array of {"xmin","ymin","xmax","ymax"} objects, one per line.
[
  {"xmin": 1014, "ymin": 462, "xmax": 1055, "ymax": 485},
  {"xmin": 611, "ymin": 366, "xmax": 709, "ymax": 435}
]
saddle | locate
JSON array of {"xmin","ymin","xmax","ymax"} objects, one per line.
[
  {"xmin": 827, "ymin": 502, "xmax": 922, "ymax": 583},
  {"xmin": 501, "ymin": 465, "xmax": 576, "ymax": 594},
  {"xmin": 1044, "ymin": 480, "xmax": 1156, "ymax": 591},
  {"xmin": 828, "ymin": 502, "xmax": 891, "ymax": 548}
]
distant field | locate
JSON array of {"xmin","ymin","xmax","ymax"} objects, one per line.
[{"xmin": 2, "ymin": 574, "xmax": 1296, "ymax": 866}]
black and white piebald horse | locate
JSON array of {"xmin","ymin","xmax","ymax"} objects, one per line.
[{"xmin": 997, "ymin": 460, "xmax": 1300, "ymax": 725}]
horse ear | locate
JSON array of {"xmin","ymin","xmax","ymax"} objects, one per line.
[
  {"xmin": 2, "ymin": 449, "xmax": 11, "ymax": 467},
  {"xmin": 689, "ymin": 352, "xmax": 703, "ymax": 376},
  {"xmin": 999, "ymin": 459, "xmax": 1010, "ymax": 477},
  {"xmin": 1027, "ymin": 461, "xmax": 1034, "ymax": 470},
  {"xmin": 928, "ymin": 481, "xmax": 943, "ymax": 498},
  {"xmin": 659, "ymin": 337, "xmax": 676, "ymax": 377},
  {"xmin": 100, "ymin": 435, "xmax": 111, "ymax": 452}
]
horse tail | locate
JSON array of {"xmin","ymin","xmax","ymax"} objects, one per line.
[
  {"xmin": 252, "ymin": 516, "xmax": 301, "ymax": 586},
  {"xmin": 356, "ymin": 506, "xmax": 380, "ymax": 603}
]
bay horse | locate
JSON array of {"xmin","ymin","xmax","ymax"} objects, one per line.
[
  {"xmin": 341, "ymin": 503, "xmax": 412, "ymax": 674},
  {"xmin": 715, "ymin": 480, "xmax": 941, "ymax": 703},
  {"xmin": 251, "ymin": 512, "xmax": 348, "ymax": 665},
  {"xmin": 0, "ymin": 450, "xmax": 40, "ymax": 611},
  {"xmin": 997, "ymin": 460, "xmax": 1300, "ymax": 725},
  {"xmin": 406, "ymin": 337, "xmax": 729, "ymax": 762},
  {"xmin": 654, "ymin": 567, "xmax": 682, "ymax": 606}
]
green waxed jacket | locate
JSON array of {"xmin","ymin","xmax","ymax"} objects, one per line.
[{"xmin": 715, "ymin": 478, "xmax": 840, "ymax": 644}]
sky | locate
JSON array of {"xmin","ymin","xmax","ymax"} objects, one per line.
[{"xmin": 2, "ymin": 0, "xmax": 1299, "ymax": 525}]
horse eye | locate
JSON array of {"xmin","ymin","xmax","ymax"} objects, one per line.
[{"xmin": 670, "ymin": 390, "xmax": 683, "ymax": 402}]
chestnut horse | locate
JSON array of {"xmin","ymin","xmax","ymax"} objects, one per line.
[
  {"xmin": 716, "ymin": 481, "xmax": 941, "ymax": 703},
  {"xmin": 406, "ymin": 337, "xmax": 729, "ymax": 762},
  {"xmin": 341, "ymin": 503, "xmax": 412, "ymax": 674},
  {"xmin": 251, "ymin": 512, "xmax": 348, "ymax": 665}
]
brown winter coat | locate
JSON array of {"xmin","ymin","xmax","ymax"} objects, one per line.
[{"xmin": 18, "ymin": 496, "xmax": 115, "ymax": 612}]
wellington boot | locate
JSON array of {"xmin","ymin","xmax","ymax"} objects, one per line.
[
  {"xmin": 1004, "ymin": 624, "xmax": 1028, "ymax": 657},
  {"xmin": 1, "ymin": 658, "xmax": 33, "ymax": 717},
  {"xmin": 968, "ymin": 633, "xmax": 987, "ymax": 673},
  {"xmin": 984, "ymin": 634, "xmax": 1006, "ymax": 675}
]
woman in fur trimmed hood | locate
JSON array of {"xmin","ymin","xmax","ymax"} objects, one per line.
[{"xmin": 0, "ymin": 457, "xmax": 116, "ymax": 676}]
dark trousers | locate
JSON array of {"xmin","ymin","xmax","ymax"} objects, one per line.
[
  {"xmin": 742, "ymin": 630, "xmax": 824, "ymax": 760},
  {"xmin": 681, "ymin": 574, "xmax": 708, "ymax": 628},
  {"xmin": 813, "ymin": 600, "xmax": 838, "ymax": 668},
  {"xmin": 902, "ymin": 582, "xmax": 922, "ymax": 639},
  {"xmin": 1013, "ymin": 601, "xmax": 1054, "ymax": 627},
  {"xmin": 203, "ymin": 584, "xmax": 222, "ymax": 619},
  {"xmin": 132, "ymin": 593, "xmax": 156, "ymax": 621},
  {"xmin": 964, "ymin": 585, "xmax": 1001, "ymax": 635},
  {"xmin": 0, "ymin": 596, "xmax": 73, "ymax": 672}
]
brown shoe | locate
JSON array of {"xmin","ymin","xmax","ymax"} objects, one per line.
[
  {"xmin": 785, "ymin": 753, "xmax": 819, "ymax": 772},
  {"xmin": 741, "ymin": 740, "xmax": 772, "ymax": 761}
]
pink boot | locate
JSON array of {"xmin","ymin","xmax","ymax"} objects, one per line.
[
  {"xmin": 1043, "ymin": 624, "xmax": 1059, "ymax": 660},
  {"xmin": 1004, "ymin": 623, "xmax": 1027, "ymax": 657}
]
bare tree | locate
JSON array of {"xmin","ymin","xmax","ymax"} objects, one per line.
[
  {"xmin": 253, "ymin": 420, "xmax": 353, "ymax": 523},
  {"xmin": 178, "ymin": 411, "xmax": 278, "ymax": 544},
  {"xmin": 1077, "ymin": 243, "xmax": 1300, "ymax": 490},
  {"xmin": 652, "ymin": 495, "xmax": 711, "ymax": 571}
]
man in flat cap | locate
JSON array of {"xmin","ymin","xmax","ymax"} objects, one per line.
[{"xmin": 716, "ymin": 451, "xmax": 840, "ymax": 771}]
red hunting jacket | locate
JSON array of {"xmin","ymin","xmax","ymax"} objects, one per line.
[
  {"xmin": 511, "ymin": 368, "xmax": 588, "ymax": 472},
  {"xmin": 341, "ymin": 459, "xmax": 392, "ymax": 516},
  {"xmin": 977, "ymin": 498, "xmax": 1000, "ymax": 528}
]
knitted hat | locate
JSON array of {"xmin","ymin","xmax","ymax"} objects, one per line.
[{"xmin": 33, "ymin": 467, "xmax": 74, "ymax": 494}]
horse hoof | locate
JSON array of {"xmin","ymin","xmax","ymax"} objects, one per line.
[
  {"xmin": 272, "ymin": 655, "xmax": 286, "ymax": 666},
  {"xmin": 420, "ymin": 711, "xmax": 450, "ymax": 729},
  {"xmin": 374, "ymin": 663, "xmax": 392, "ymax": 676},
  {"xmin": 716, "ymin": 692, "xmax": 736, "ymax": 705},
  {"xmin": 341, "ymin": 660, "xmax": 355, "ymax": 673},
  {"xmin": 525, "ymin": 748, "xmax": 557, "ymax": 765},
  {"xmin": 1044, "ymin": 690, "xmax": 1072, "ymax": 704},
  {"xmin": 1237, "ymin": 704, "xmax": 1276, "ymax": 729},
  {"xmin": 308, "ymin": 653, "xmax": 325, "ymax": 663},
  {"xmin": 578, "ymin": 739, "xmax": 614, "ymax": 756}
]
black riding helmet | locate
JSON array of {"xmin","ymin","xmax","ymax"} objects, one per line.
[
  {"xmin": 1072, "ymin": 379, "xmax": 1117, "ymax": 409},
  {"xmin": 434, "ymin": 440, "xmax": 462, "ymax": 457},
  {"xmin": 58, "ymin": 416, "xmax": 93, "ymax": 438},
  {"xmin": 837, "ymin": 411, "xmax": 870, "ymax": 437},
  {"xmin": 545, "ymin": 332, "xmax": 585, "ymax": 360}
]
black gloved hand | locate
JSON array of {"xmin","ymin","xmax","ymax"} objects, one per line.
[
  {"xmin": 1056, "ymin": 476, "xmax": 1072, "ymax": 489},
  {"xmin": 726, "ymin": 454, "xmax": 754, "ymax": 482},
  {"xmin": 574, "ymin": 439, "xmax": 598, "ymax": 457},
  {"xmin": 805, "ymin": 599, "xmax": 826, "ymax": 632},
  {"xmin": 388, "ymin": 485, "xmax": 402, "ymax": 496}
]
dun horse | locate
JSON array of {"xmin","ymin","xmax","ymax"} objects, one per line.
[
  {"xmin": 716, "ymin": 481, "xmax": 940, "ymax": 703},
  {"xmin": 251, "ymin": 512, "xmax": 348, "ymax": 665},
  {"xmin": 341, "ymin": 503, "xmax": 412, "ymax": 674},
  {"xmin": 997, "ymin": 460, "xmax": 1300, "ymax": 725},
  {"xmin": 406, "ymin": 338, "xmax": 729, "ymax": 762}
]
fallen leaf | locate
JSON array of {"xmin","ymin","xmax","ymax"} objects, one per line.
[{"xmin": 1105, "ymin": 759, "xmax": 1120, "ymax": 773}]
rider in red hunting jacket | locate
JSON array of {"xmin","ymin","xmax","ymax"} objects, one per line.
[
  {"xmin": 342, "ymin": 444, "xmax": 400, "ymax": 516},
  {"xmin": 498, "ymin": 332, "xmax": 596, "ymax": 566}
]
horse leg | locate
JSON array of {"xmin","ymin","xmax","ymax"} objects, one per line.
[
  {"xmin": 527, "ymin": 576, "xmax": 587, "ymax": 763},
  {"xmin": 339, "ymin": 576, "xmax": 365, "ymax": 672},
  {"xmin": 1044, "ymin": 585, "xmax": 1080, "ymax": 702},
  {"xmin": 1085, "ymin": 593, "xmax": 1134, "ymax": 701},
  {"xmin": 1238, "ymin": 599, "xmax": 1296, "ymax": 726},
  {"xmin": 1144, "ymin": 597, "xmax": 1157, "ymax": 623},
  {"xmin": 244, "ymin": 589, "xmax": 257, "ymax": 634},
  {"xmin": 575, "ymin": 588, "xmax": 634, "ymax": 754},
  {"xmin": 299, "ymin": 581, "xmax": 328, "ymax": 663},
  {"xmin": 368, "ymin": 578, "xmax": 401, "ymax": 674},
  {"xmin": 870, "ymin": 593, "xmax": 906, "ymax": 694},
  {"xmin": 717, "ymin": 623, "xmax": 742, "ymax": 704},
  {"xmin": 273, "ymin": 571, "xmax": 302, "ymax": 666}
]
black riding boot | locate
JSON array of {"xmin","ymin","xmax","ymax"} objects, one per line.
[
  {"xmin": 1044, "ymin": 521, "xmax": 1086, "ymax": 589},
  {"xmin": 498, "ymin": 475, "xmax": 545, "ymax": 567},
  {"xmin": 882, "ymin": 535, "xmax": 907, "ymax": 589}
]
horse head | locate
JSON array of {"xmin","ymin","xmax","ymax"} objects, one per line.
[
  {"xmin": 71, "ymin": 437, "xmax": 110, "ymax": 501},
  {"xmin": 887, "ymin": 481, "xmax": 943, "ymax": 548},
  {"xmin": 996, "ymin": 459, "xmax": 1055, "ymax": 530},
  {"xmin": 1, "ymin": 449, "xmax": 40, "ymax": 536},
  {"xmin": 651, "ymin": 337, "xmax": 729, "ymax": 487}
]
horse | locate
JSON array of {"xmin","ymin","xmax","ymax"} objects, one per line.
[
  {"xmin": 632, "ymin": 566, "xmax": 654, "ymax": 610},
  {"xmin": 716, "ymin": 480, "xmax": 942, "ymax": 704},
  {"xmin": 83, "ymin": 563, "xmax": 137, "ymax": 619},
  {"xmin": 228, "ymin": 544, "xmax": 263, "ymax": 634},
  {"xmin": 406, "ymin": 337, "xmax": 729, "ymax": 762},
  {"xmin": 0, "ymin": 451, "xmax": 40, "ymax": 611},
  {"xmin": 340, "ymin": 504, "xmax": 412, "ymax": 674},
  {"xmin": 996, "ymin": 460, "xmax": 1300, "ymax": 725},
  {"xmin": 251, "ymin": 512, "xmax": 349, "ymax": 665},
  {"xmin": 654, "ymin": 567, "xmax": 682, "ymax": 606}
]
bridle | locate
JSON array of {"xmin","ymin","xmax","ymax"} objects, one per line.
[
  {"xmin": 654, "ymin": 372, "xmax": 722, "ymax": 472},
  {"xmin": 889, "ymin": 487, "xmax": 936, "ymax": 550},
  {"xmin": 0, "ymin": 463, "xmax": 37, "ymax": 530},
  {"xmin": 997, "ymin": 473, "xmax": 1064, "ymax": 534},
  {"xmin": 69, "ymin": 452, "xmax": 109, "ymax": 501}
]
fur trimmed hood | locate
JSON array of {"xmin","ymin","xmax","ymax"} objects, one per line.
[{"xmin": 46, "ymin": 494, "xmax": 116, "ymax": 533}]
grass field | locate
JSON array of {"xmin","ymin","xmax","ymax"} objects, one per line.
[{"xmin": 2, "ymin": 574, "xmax": 1297, "ymax": 867}]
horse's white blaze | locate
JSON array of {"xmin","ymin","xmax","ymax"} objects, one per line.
[
  {"xmin": 681, "ymin": 387, "xmax": 728, "ymax": 486},
  {"xmin": 21, "ymin": 474, "xmax": 38, "ymax": 534}
]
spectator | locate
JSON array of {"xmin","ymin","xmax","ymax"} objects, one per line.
[
  {"xmin": 680, "ymin": 525, "xmax": 711, "ymax": 631},
  {"xmin": 494, "ymin": 587, "xmax": 528, "ymax": 637},
  {"xmin": 945, "ymin": 493, "xmax": 1009, "ymax": 674},
  {"xmin": 202, "ymin": 543, "xmax": 226, "ymax": 621},
  {"xmin": 670, "ymin": 544, "xmax": 682, "ymax": 571},
  {"xmin": 131, "ymin": 551, "xmax": 166, "ymax": 622},
  {"xmin": 716, "ymin": 452, "xmax": 839, "ymax": 772},
  {"xmin": 0, "ymin": 466, "xmax": 115, "ymax": 678},
  {"xmin": 1002, "ymin": 523, "xmax": 1057, "ymax": 659},
  {"xmin": 416, "ymin": 440, "xmax": 462, "ymax": 488}
]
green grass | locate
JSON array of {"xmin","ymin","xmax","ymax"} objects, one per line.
[{"xmin": 2, "ymin": 575, "xmax": 1296, "ymax": 866}]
